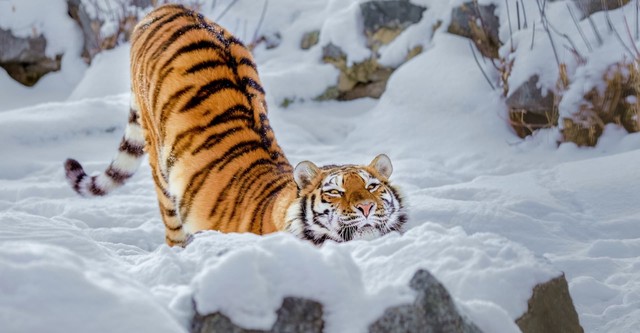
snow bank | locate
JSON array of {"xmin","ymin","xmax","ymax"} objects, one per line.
[{"xmin": 1, "ymin": 0, "xmax": 639, "ymax": 332}]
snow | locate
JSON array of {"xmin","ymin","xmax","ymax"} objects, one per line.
[{"xmin": 1, "ymin": 1, "xmax": 640, "ymax": 333}]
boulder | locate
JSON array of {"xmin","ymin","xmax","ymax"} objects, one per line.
[
  {"xmin": 360, "ymin": 0, "xmax": 427, "ymax": 49},
  {"xmin": 66, "ymin": 0, "xmax": 152, "ymax": 64},
  {"xmin": 320, "ymin": 43, "xmax": 394, "ymax": 101},
  {"xmin": 369, "ymin": 269, "xmax": 483, "ymax": 333},
  {"xmin": 300, "ymin": 30, "xmax": 320, "ymax": 50},
  {"xmin": 0, "ymin": 28, "xmax": 62, "ymax": 86},
  {"xmin": 570, "ymin": 0, "xmax": 631, "ymax": 18},
  {"xmin": 192, "ymin": 297, "xmax": 324, "ymax": 333},
  {"xmin": 448, "ymin": 2, "xmax": 500, "ymax": 58},
  {"xmin": 506, "ymin": 75, "xmax": 559, "ymax": 138},
  {"xmin": 516, "ymin": 274, "xmax": 584, "ymax": 333}
]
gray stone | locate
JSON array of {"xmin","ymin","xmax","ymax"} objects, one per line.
[
  {"xmin": 0, "ymin": 28, "xmax": 61, "ymax": 86},
  {"xmin": 67, "ymin": 0, "xmax": 101, "ymax": 64},
  {"xmin": 516, "ymin": 274, "xmax": 584, "ymax": 333},
  {"xmin": 66, "ymin": 0, "xmax": 152, "ymax": 64},
  {"xmin": 447, "ymin": 2, "xmax": 500, "ymax": 58},
  {"xmin": 321, "ymin": 43, "xmax": 347, "ymax": 63},
  {"xmin": 506, "ymin": 75, "xmax": 555, "ymax": 115},
  {"xmin": 191, "ymin": 297, "xmax": 324, "ymax": 333},
  {"xmin": 360, "ymin": 1, "xmax": 427, "ymax": 36},
  {"xmin": 300, "ymin": 30, "xmax": 320, "ymax": 50},
  {"xmin": 506, "ymin": 75, "xmax": 559, "ymax": 138},
  {"xmin": 571, "ymin": 0, "xmax": 630, "ymax": 18},
  {"xmin": 369, "ymin": 269, "xmax": 483, "ymax": 333}
]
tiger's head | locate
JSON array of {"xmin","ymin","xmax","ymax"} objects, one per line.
[{"xmin": 286, "ymin": 154, "xmax": 407, "ymax": 245}]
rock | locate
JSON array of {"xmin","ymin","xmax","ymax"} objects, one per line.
[
  {"xmin": 300, "ymin": 30, "xmax": 320, "ymax": 50},
  {"xmin": 447, "ymin": 2, "xmax": 500, "ymax": 58},
  {"xmin": 561, "ymin": 62, "xmax": 639, "ymax": 146},
  {"xmin": 516, "ymin": 274, "xmax": 584, "ymax": 333},
  {"xmin": 360, "ymin": 0, "xmax": 427, "ymax": 48},
  {"xmin": 571, "ymin": 0, "xmax": 630, "ymax": 18},
  {"xmin": 320, "ymin": 43, "xmax": 394, "ymax": 100},
  {"xmin": 0, "ymin": 28, "xmax": 62, "ymax": 86},
  {"xmin": 321, "ymin": 43, "xmax": 347, "ymax": 63},
  {"xmin": 66, "ymin": 0, "xmax": 151, "ymax": 64},
  {"xmin": 506, "ymin": 75, "xmax": 559, "ymax": 138},
  {"xmin": 369, "ymin": 269, "xmax": 483, "ymax": 333},
  {"xmin": 191, "ymin": 297, "xmax": 324, "ymax": 333},
  {"xmin": 66, "ymin": 0, "xmax": 101, "ymax": 64}
]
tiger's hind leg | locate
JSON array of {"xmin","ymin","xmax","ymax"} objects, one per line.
[{"xmin": 150, "ymin": 161, "xmax": 190, "ymax": 247}]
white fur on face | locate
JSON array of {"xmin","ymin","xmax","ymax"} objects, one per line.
[{"xmin": 286, "ymin": 168, "xmax": 407, "ymax": 244}]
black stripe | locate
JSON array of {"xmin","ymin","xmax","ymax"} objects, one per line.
[
  {"xmin": 192, "ymin": 126, "xmax": 243, "ymax": 155},
  {"xmin": 89, "ymin": 176, "xmax": 106, "ymax": 196},
  {"xmin": 150, "ymin": 169, "xmax": 172, "ymax": 199},
  {"xmin": 221, "ymin": 162, "xmax": 285, "ymax": 221},
  {"xmin": 238, "ymin": 57, "xmax": 257, "ymax": 70},
  {"xmin": 149, "ymin": 24, "xmax": 206, "ymax": 61},
  {"xmin": 175, "ymin": 40, "xmax": 224, "ymax": 59},
  {"xmin": 73, "ymin": 173, "xmax": 86, "ymax": 194},
  {"xmin": 158, "ymin": 40, "xmax": 225, "ymax": 77},
  {"xmin": 118, "ymin": 138, "xmax": 145, "ymax": 157},
  {"xmin": 151, "ymin": 67, "xmax": 175, "ymax": 110},
  {"xmin": 242, "ymin": 77, "xmax": 265, "ymax": 94},
  {"xmin": 137, "ymin": 11, "xmax": 192, "ymax": 58},
  {"xmin": 182, "ymin": 78, "xmax": 241, "ymax": 111},
  {"xmin": 214, "ymin": 140, "xmax": 266, "ymax": 171},
  {"xmin": 128, "ymin": 108, "xmax": 139, "ymax": 124},
  {"xmin": 169, "ymin": 105, "xmax": 255, "ymax": 168},
  {"xmin": 185, "ymin": 60, "xmax": 228, "ymax": 74},
  {"xmin": 105, "ymin": 165, "xmax": 133, "ymax": 184},
  {"xmin": 299, "ymin": 195, "xmax": 308, "ymax": 224},
  {"xmin": 158, "ymin": 85, "xmax": 195, "ymax": 139}
]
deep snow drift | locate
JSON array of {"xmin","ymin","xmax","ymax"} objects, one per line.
[{"xmin": 1, "ymin": 0, "xmax": 640, "ymax": 332}]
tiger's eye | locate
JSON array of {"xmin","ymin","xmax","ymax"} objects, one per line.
[
  {"xmin": 326, "ymin": 189, "xmax": 341, "ymax": 196},
  {"xmin": 367, "ymin": 184, "xmax": 379, "ymax": 191}
]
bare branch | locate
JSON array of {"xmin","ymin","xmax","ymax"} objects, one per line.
[
  {"xmin": 623, "ymin": 13, "xmax": 640, "ymax": 58},
  {"xmin": 546, "ymin": 6, "xmax": 584, "ymax": 61},
  {"xmin": 215, "ymin": 0, "xmax": 239, "ymax": 21},
  {"xmin": 520, "ymin": 0, "xmax": 528, "ymax": 29},
  {"xmin": 516, "ymin": 0, "xmax": 521, "ymax": 30},
  {"xmin": 605, "ymin": 7, "xmax": 636, "ymax": 58},
  {"xmin": 251, "ymin": 0, "xmax": 269, "ymax": 44},
  {"xmin": 469, "ymin": 41, "xmax": 496, "ymax": 90},
  {"xmin": 568, "ymin": 3, "xmax": 592, "ymax": 52},
  {"xmin": 536, "ymin": 0, "xmax": 561, "ymax": 67},
  {"xmin": 530, "ymin": 21, "xmax": 536, "ymax": 50},
  {"xmin": 506, "ymin": 0, "xmax": 514, "ymax": 51}
]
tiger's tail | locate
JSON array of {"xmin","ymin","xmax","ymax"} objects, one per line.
[{"xmin": 64, "ymin": 96, "xmax": 146, "ymax": 196}]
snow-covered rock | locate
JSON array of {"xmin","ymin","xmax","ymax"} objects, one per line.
[{"xmin": 0, "ymin": 28, "xmax": 61, "ymax": 86}]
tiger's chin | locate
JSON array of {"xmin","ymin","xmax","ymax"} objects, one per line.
[{"xmin": 350, "ymin": 226, "xmax": 381, "ymax": 241}]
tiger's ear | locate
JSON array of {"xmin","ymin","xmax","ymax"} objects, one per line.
[
  {"xmin": 294, "ymin": 161, "xmax": 320, "ymax": 189},
  {"xmin": 369, "ymin": 154, "xmax": 393, "ymax": 179}
]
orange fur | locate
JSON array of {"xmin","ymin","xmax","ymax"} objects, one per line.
[{"xmin": 130, "ymin": 4, "xmax": 295, "ymax": 246}]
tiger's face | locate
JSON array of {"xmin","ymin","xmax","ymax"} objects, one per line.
[{"xmin": 286, "ymin": 154, "xmax": 407, "ymax": 244}]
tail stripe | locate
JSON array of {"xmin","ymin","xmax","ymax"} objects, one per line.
[{"xmin": 65, "ymin": 96, "xmax": 146, "ymax": 197}]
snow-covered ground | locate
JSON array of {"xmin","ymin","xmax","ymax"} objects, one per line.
[{"xmin": 1, "ymin": 0, "xmax": 640, "ymax": 332}]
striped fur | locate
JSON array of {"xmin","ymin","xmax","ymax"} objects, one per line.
[
  {"xmin": 285, "ymin": 154, "xmax": 408, "ymax": 245},
  {"xmin": 64, "ymin": 4, "xmax": 406, "ymax": 246}
]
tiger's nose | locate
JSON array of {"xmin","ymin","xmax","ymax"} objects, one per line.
[{"xmin": 355, "ymin": 201, "xmax": 375, "ymax": 218}]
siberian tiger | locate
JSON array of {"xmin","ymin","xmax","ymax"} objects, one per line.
[{"xmin": 63, "ymin": 4, "xmax": 407, "ymax": 246}]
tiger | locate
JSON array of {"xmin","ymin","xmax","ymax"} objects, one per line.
[{"xmin": 63, "ymin": 4, "xmax": 407, "ymax": 246}]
